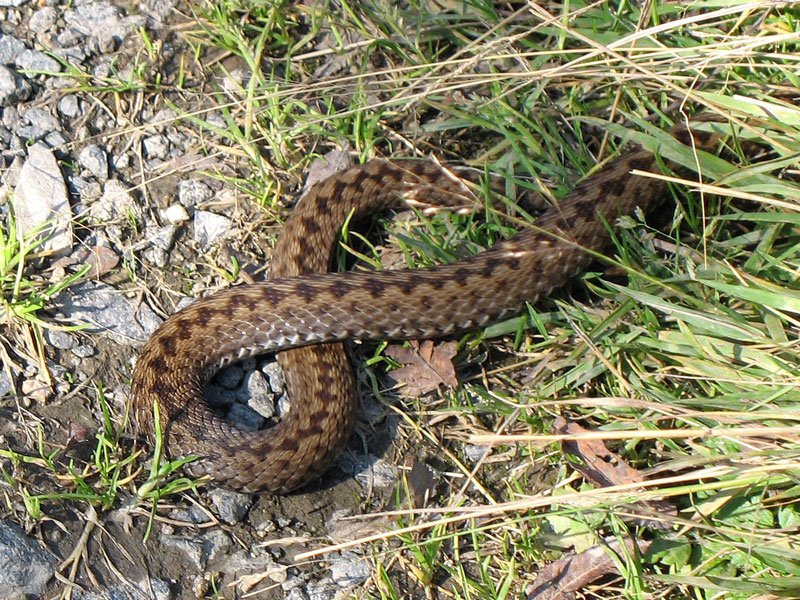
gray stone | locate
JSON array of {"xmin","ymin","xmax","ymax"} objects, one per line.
[
  {"xmin": 337, "ymin": 452, "xmax": 398, "ymax": 489},
  {"xmin": 139, "ymin": 0, "xmax": 179, "ymax": 25},
  {"xmin": 146, "ymin": 224, "xmax": 177, "ymax": 252},
  {"xmin": 91, "ymin": 179, "xmax": 141, "ymax": 224},
  {"xmin": 162, "ymin": 529, "xmax": 230, "ymax": 571},
  {"xmin": 142, "ymin": 224, "xmax": 176, "ymax": 267},
  {"xmin": 56, "ymin": 281, "xmax": 162, "ymax": 346},
  {"xmin": 0, "ymin": 64, "xmax": 31, "ymax": 106},
  {"xmin": 44, "ymin": 130, "xmax": 68, "ymax": 147},
  {"xmin": 0, "ymin": 0, "xmax": 27, "ymax": 6},
  {"xmin": 74, "ymin": 178, "xmax": 103, "ymax": 203},
  {"xmin": 276, "ymin": 393, "xmax": 291, "ymax": 418},
  {"xmin": 226, "ymin": 403, "xmax": 264, "ymax": 432},
  {"xmin": 14, "ymin": 143, "xmax": 73, "ymax": 254},
  {"xmin": 24, "ymin": 107, "xmax": 59, "ymax": 130},
  {"xmin": 44, "ymin": 329, "xmax": 75, "ymax": 350},
  {"xmin": 142, "ymin": 134, "xmax": 169, "ymax": 160},
  {"xmin": 222, "ymin": 551, "xmax": 287, "ymax": 584},
  {"xmin": 65, "ymin": 2, "xmax": 146, "ymax": 43},
  {"xmin": 71, "ymin": 344, "xmax": 95, "ymax": 358},
  {"xmin": 286, "ymin": 588, "xmax": 309, "ymax": 600},
  {"xmin": 206, "ymin": 383, "xmax": 237, "ymax": 408},
  {"xmin": 330, "ymin": 551, "xmax": 371, "ymax": 587},
  {"xmin": 178, "ymin": 179, "xmax": 213, "ymax": 208},
  {"xmin": 29, "ymin": 7, "xmax": 58, "ymax": 34},
  {"xmin": 0, "ymin": 34, "xmax": 25, "ymax": 64},
  {"xmin": 58, "ymin": 95, "xmax": 82, "ymax": 119},
  {"xmin": 242, "ymin": 371, "xmax": 275, "ymax": 419},
  {"xmin": 73, "ymin": 577, "xmax": 172, "ymax": 600},
  {"xmin": 77, "ymin": 144, "xmax": 108, "ymax": 180},
  {"xmin": 1, "ymin": 104, "xmax": 19, "ymax": 129},
  {"xmin": 464, "ymin": 444, "xmax": 490, "ymax": 462},
  {"xmin": 262, "ymin": 361, "xmax": 285, "ymax": 394},
  {"xmin": 193, "ymin": 210, "xmax": 230, "ymax": 247},
  {"xmin": 306, "ymin": 579, "xmax": 337, "ymax": 600},
  {"xmin": 0, "ymin": 521, "xmax": 56, "ymax": 596},
  {"xmin": 215, "ymin": 364, "xmax": 244, "ymax": 390},
  {"xmin": 163, "ymin": 203, "xmax": 190, "ymax": 223},
  {"xmin": 207, "ymin": 488, "xmax": 253, "ymax": 525},
  {"xmin": 15, "ymin": 49, "xmax": 62, "ymax": 73},
  {"xmin": 56, "ymin": 28, "xmax": 83, "ymax": 48},
  {"xmin": 0, "ymin": 371, "xmax": 12, "ymax": 397}
]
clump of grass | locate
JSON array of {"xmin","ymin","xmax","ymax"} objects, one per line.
[{"xmin": 0, "ymin": 204, "xmax": 87, "ymax": 384}]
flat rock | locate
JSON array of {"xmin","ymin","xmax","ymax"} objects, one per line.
[
  {"xmin": 13, "ymin": 143, "xmax": 73, "ymax": 254},
  {"xmin": 0, "ymin": 521, "xmax": 56, "ymax": 597},
  {"xmin": 56, "ymin": 281, "xmax": 161, "ymax": 346},
  {"xmin": 193, "ymin": 210, "xmax": 231, "ymax": 247}
]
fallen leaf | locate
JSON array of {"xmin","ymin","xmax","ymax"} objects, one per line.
[
  {"xmin": 554, "ymin": 417, "xmax": 676, "ymax": 526},
  {"xmin": 526, "ymin": 538, "xmax": 652, "ymax": 599},
  {"xmin": 386, "ymin": 339, "xmax": 458, "ymax": 396}
]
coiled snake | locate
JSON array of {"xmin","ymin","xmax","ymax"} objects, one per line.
[{"xmin": 131, "ymin": 121, "xmax": 727, "ymax": 493}]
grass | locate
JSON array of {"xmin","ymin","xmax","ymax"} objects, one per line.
[
  {"xmin": 0, "ymin": 205, "xmax": 88, "ymax": 387},
  {"xmin": 1, "ymin": 0, "xmax": 798, "ymax": 598},
  {"xmin": 179, "ymin": 0, "xmax": 800, "ymax": 597}
]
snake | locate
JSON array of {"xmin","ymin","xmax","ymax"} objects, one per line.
[{"xmin": 131, "ymin": 122, "xmax": 723, "ymax": 494}]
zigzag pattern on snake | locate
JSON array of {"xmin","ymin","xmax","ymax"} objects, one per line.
[{"xmin": 131, "ymin": 121, "xmax": 732, "ymax": 493}]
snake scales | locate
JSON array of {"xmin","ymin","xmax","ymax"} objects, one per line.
[{"xmin": 131, "ymin": 123, "xmax": 723, "ymax": 493}]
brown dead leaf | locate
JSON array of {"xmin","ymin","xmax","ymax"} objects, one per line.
[
  {"xmin": 526, "ymin": 538, "xmax": 652, "ymax": 600},
  {"xmin": 386, "ymin": 339, "xmax": 458, "ymax": 396},
  {"xmin": 554, "ymin": 417, "xmax": 676, "ymax": 526},
  {"xmin": 554, "ymin": 417, "xmax": 645, "ymax": 488}
]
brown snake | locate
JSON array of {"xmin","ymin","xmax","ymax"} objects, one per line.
[{"xmin": 131, "ymin": 123, "xmax": 726, "ymax": 493}]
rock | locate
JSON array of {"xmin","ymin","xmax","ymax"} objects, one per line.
[
  {"xmin": 193, "ymin": 210, "xmax": 230, "ymax": 247},
  {"xmin": 178, "ymin": 179, "xmax": 213, "ymax": 208},
  {"xmin": 205, "ymin": 383, "xmax": 237, "ymax": 408},
  {"xmin": 226, "ymin": 403, "xmax": 264, "ymax": 432},
  {"xmin": 306, "ymin": 578, "xmax": 338, "ymax": 600},
  {"xmin": 44, "ymin": 130, "xmax": 68, "ymax": 147},
  {"xmin": 215, "ymin": 364, "xmax": 244, "ymax": 390},
  {"xmin": 73, "ymin": 578, "xmax": 172, "ymax": 600},
  {"xmin": 90, "ymin": 179, "xmax": 141, "ymax": 225},
  {"xmin": 28, "ymin": 7, "xmax": 58, "ymax": 34},
  {"xmin": 337, "ymin": 452, "xmax": 398, "ymax": 489},
  {"xmin": 222, "ymin": 551, "xmax": 288, "ymax": 586},
  {"xmin": 163, "ymin": 203, "xmax": 190, "ymax": 223},
  {"xmin": 242, "ymin": 371, "xmax": 275, "ymax": 419},
  {"xmin": 142, "ymin": 133, "xmax": 169, "ymax": 160},
  {"xmin": 21, "ymin": 107, "xmax": 61, "ymax": 140},
  {"xmin": 0, "ymin": 64, "xmax": 31, "ymax": 107},
  {"xmin": 14, "ymin": 143, "xmax": 73, "ymax": 254},
  {"xmin": 0, "ymin": 371, "xmax": 11, "ymax": 397},
  {"xmin": 71, "ymin": 344, "xmax": 95, "ymax": 358},
  {"xmin": 162, "ymin": 529, "xmax": 230, "ymax": 571},
  {"xmin": 58, "ymin": 94, "xmax": 82, "ymax": 119},
  {"xmin": 77, "ymin": 144, "xmax": 108, "ymax": 180},
  {"xmin": 44, "ymin": 329, "xmax": 75, "ymax": 350},
  {"xmin": 262, "ymin": 361, "xmax": 285, "ymax": 395},
  {"xmin": 0, "ymin": 0, "xmax": 28, "ymax": 7},
  {"xmin": 15, "ymin": 49, "xmax": 62, "ymax": 73},
  {"xmin": 56, "ymin": 281, "xmax": 162, "ymax": 346},
  {"xmin": 207, "ymin": 488, "xmax": 253, "ymax": 525},
  {"xmin": 0, "ymin": 521, "xmax": 56, "ymax": 597},
  {"xmin": 0, "ymin": 34, "xmax": 25, "ymax": 64},
  {"xmin": 330, "ymin": 551, "xmax": 371, "ymax": 587},
  {"xmin": 64, "ymin": 2, "xmax": 147, "ymax": 43},
  {"xmin": 464, "ymin": 444, "xmax": 489, "ymax": 462}
]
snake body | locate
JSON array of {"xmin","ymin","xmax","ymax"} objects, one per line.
[{"xmin": 131, "ymin": 126, "xmax": 715, "ymax": 493}]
